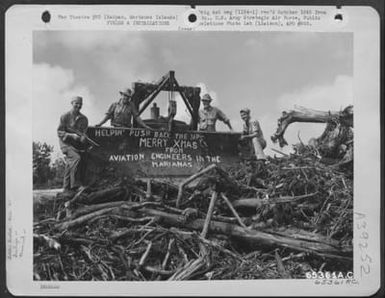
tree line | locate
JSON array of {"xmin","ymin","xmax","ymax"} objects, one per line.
[{"xmin": 33, "ymin": 141, "xmax": 65, "ymax": 189}]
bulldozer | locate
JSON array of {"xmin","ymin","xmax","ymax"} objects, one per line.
[{"xmin": 84, "ymin": 71, "xmax": 244, "ymax": 180}]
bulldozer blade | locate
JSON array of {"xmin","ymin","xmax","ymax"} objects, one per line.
[{"xmin": 85, "ymin": 127, "xmax": 243, "ymax": 180}]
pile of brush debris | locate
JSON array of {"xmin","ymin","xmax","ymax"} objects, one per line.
[{"xmin": 33, "ymin": 148, "xmax": 353, "ymax": 281}]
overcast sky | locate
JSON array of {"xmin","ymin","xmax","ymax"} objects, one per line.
[{"xmin": 33, "ymin": 31, "xmax": 353, "ymax": 158}]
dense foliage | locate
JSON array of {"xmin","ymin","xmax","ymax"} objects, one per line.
[{"xmin": 33, "ymin": 142, "xmax": 65, "ymax": 189}]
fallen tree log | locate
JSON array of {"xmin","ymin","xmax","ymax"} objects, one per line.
[
  {"xmin": 33, "ymin": 189, "xmax": 62, "ymax": 205},
  {"xmin": 56, "ymin": 207, "xmax": 119, "ymax": 230},
  {"xmin": 69, "ymin": 201, "xmax": 129, "ymax": 219},
  {"xmin": 136, "ymin": 207, "xmax": 351, "ymax": 260},
  {"xmin": 232, "ymin": 192, "xmax": 319, "ymax": 209},
  {"xmin": 75, "ymin": 187, "xmax": 127, "ymax": 205},
  {"xmin": 232, "ymin": 198, "xmax": 264, "ymax": 209}
]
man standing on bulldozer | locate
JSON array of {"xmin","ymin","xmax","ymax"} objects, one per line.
[
  {"xmin": 198, "ymin": 94, "xmax": 233, "ymax": 132},
  {"xmin": 57, "ymin": 96, "xmax": 89, "ymax": 193},
  {"xmin": 239, "ymin": 108, "xmax": 268, "ymax": 161},
  {"xmin": 96, "ymin": 88, "xmax": 152, "ymax": 129}
]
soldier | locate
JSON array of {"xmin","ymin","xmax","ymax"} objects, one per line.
[
  {"xmin": 57, "ymin": 96, "xmax": 88, "ymax": 193},
  {"xmin": 198, "ymin": 94, "xmax": 233, "ymax": 132},
  {"xmin": 96, "ymin": 88, "xmax": 152, "ymax": 129},
  {"xmin": 240, "ymin": 108, "xmax": 268, "ymax": 160}
]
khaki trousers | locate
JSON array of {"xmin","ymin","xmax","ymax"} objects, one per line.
[
  {"xmin": 62, "ymin": 146, "xmax": 82, "ymax": 190},
  {"xmin": 252, "ymin": 137, "xmax": 267, "ymax": 160}
]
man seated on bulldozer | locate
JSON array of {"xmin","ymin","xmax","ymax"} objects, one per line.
[
  {"xmin": 239, "ymin": 108, "xmax": 268, "ymax": 161},
  {"xmin": 96, "ymin": 88, "xmax": 152, "ymax": 129},
  {"xmin": 198, "ymin": 93, "xmax": 233, "ymax": 132}
]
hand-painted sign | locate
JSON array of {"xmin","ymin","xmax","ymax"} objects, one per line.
[{"xmin": 85, "ymin": 127, "xmax": 242, "ymax": 179}]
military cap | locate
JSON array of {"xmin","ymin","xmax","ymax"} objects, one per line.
[
  {"xmin": 240, "ymin": 108, "xmax": 250, "ymax": 114},
  {"xmin": 71, "ymin": 96, "xmax": 83, "ymax": 104},
  {"xmin": 201, "ymin": 94, "xmax": 213, "ymax": 102}
]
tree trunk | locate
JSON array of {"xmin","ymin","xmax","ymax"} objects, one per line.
[
  {"xmin": 271, "ymin": 106, "xmax": 353, "ymax": 160},
  {"xmin": 137, "ymin": 207, "xmax": 351, "ymax": 260}
]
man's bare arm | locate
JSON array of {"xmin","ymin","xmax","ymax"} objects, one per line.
[
  {"xmin": 218, "ymin": 108, "xmax": 233, "ymax": 131},
  {"xmin": 96, "ymin": 104, "xmax": 115, "ymax": 127},
  {"xmin": 95, "ymin": 115, "xmax": 110, "ymax": 127},
  {"xmin": 225, "ymin": 120, "xmax": 233, "ymax": 131}
]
